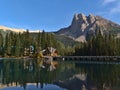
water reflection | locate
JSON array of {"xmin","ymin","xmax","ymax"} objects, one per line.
[
  {"xmin": 56, "ymin": 61, "xmax": 120, "ymax": 90},
  {"xmin": 0, "ymin": 59, "xmax": 120, "ymax": 90},
  {"xmin": 0, "ymin": 59, "xmax": 61, "ymax": 90}
]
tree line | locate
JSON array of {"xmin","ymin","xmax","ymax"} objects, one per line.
[
  {"xmin": 0, "ymin": 30, "xmax": 74, "ymax": 57},
  {"xmin": 74, "ymin": 30, "xmax": 120, "ymax": 56},
  {"xmin": 1, "ymin": 29, "xmax": 119, "ymax": 57}
]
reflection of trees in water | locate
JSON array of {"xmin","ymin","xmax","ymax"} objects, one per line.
[
  {"xmin": 55, "ymin": 61, "xmax": 76, "ymax": 81},
  {"xmin": 1, "ymin": 60, "xmax": 120, "ymax": 89},
  {"xmin": 56, "ymin": 62, "xmax": 120, "ymax": 89},
  {"xmin": 0, "ymin": 59, "xmax": 59, "ymax": 89},
  {"xmin": 75, "ymin": 63, "xmax": 120, "ymax": 89}
]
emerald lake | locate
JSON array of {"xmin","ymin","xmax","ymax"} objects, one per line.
[{"xmin": 0, "ymin": 58, "xmax": 120, "ymax": 90}]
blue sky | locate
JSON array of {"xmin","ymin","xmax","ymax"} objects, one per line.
[{"xmin": 0, "ymin": 0, "xmax": 120, "ymax": 31}]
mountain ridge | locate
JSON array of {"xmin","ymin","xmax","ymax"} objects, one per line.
[
  {"xmin": 56, "ymin": 13, "xmax": 120, "ymax": 42},
  {"xmin": 1, "ymin": 13, "xmax": 120, "ymax": 43},
  {"xmin": 0, "ymin": 25, "xmax": 42, "ymax": 33}
]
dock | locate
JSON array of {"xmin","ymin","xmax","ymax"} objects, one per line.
[{"xmin": 53, "ymin": 56, "xmax": 120, "ymax": 63}]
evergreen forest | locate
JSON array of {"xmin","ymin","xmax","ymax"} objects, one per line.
[
  {"xmin": 0, "ymin": 30, "xmax": 74, "ymax": 57},
  {"xmin": 0, "ymin": 30, "xmax": 120, "ymax": 57},
  {"xmin": 74, "ymin": 31, "xmax": 120, "ymax": 56}
]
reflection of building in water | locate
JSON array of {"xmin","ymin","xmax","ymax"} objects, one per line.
[
  {"xmin": 37, "ymin": 47, "xmax": 58, "ymax": 71},
  {"xmin": 23, "ymin": 60, "xmax": 33, "ymax": 71}
]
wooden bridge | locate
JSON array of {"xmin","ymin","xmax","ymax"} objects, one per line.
[{"xmin": 53, "ymin": 56, "xmax": 120, "ymax": 63}]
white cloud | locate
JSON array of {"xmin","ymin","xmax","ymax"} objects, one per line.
[
  {"xmin": 103, "ymin": 0, "xmax": 116, "ymax": 5},
  {"xmin": 101, "ymin": 0, "xmax": 120, "ymax": 14},
  {"xmin": 110, "ymin": 3, "xmax": 120, "ymax": 14}
]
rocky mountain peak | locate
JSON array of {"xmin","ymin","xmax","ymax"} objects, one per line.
[
  {"xmin": 74, "ymin": 14, "xmax": 79, "ymax": 20},
  {"xmin": 88, "ymin": 14, "xmax": 96, "ymax": 24},
  {"xmin": 56, "ymin": 13, "xmax": 120, "ymax": 42},
  {"xmin": 72, "ymin": 13, "xmax": 88, "ymax": 25},
  {"xmin": 77, "ymin": 13, "xmax": 86, "ymax": 20}
]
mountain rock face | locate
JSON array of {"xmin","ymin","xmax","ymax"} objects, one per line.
[{"xmin": 56, "ymin": 13, "xmax": 120, "ymax": 42}]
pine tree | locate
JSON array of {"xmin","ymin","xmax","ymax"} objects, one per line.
[
  {"xmin": 36, "ymin": 31, "xmax": 41, "ymax": 52},
  {"xmin": 0, "ymin": 32, "xmax": 3, "ymax": 56},
  {"xmin": 41, "ymin": 30, "xmax": 47, "ymax": 49},
  {"xmin": 5, "ymin": 33, "xmax": 12, "ymax": 56},
  {"xmin": 15, "ymin": 34, "xmax": 21, "ymax": 56}
]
